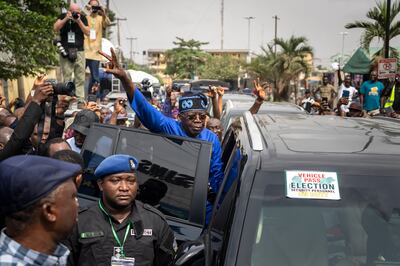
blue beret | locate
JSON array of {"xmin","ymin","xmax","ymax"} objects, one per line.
[
  {"xmin": 0, "ymin": 155, "xmax": 81, "ymax": 215},
  {"xmin": 94, "ymin": 154, "xmax": 139, "ymax": 179}
]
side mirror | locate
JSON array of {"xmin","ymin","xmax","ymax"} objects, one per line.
[{"xmin": 174, "ymin": 240, "xmax": 205, "ymax": 266}]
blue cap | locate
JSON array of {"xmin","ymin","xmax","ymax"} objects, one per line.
[
  {"xmin": 179, "ymin": 93, "xmax": 208, "ymax": 113},
  {"xmin": 94, "ymin": 154, "xmax": 139, "ymax": 179},
  {"xmin": 0, "ymin": 155, "xmax": 81, "ymax": 215}
]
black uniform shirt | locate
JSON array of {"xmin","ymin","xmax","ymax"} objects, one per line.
[
  {"xmin": 65, "ymin": 200, "xmax": 175, "ymax": 266},
  {"xmin": 58, "ymin": 13, "xmax": 88, "ymax": 51}
]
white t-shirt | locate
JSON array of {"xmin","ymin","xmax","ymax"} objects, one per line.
[{"xmin": 338, "ymin": 84, "xmax": 357, "ymax": 102}]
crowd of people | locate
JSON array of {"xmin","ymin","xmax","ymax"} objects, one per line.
[{"xmin": 299, "ymin": 70, "xmax": 400, "ymax": 118}]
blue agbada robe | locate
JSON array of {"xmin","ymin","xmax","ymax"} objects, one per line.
[{"xmin": 130, "ymin": 89, "xmax": 224, "ymax": 195}]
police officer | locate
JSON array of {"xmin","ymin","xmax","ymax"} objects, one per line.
[{"xmin": 65, "ymin": 154, "xmax": 175, "ymax": 266}]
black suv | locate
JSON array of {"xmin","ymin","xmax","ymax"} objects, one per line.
[
  {"xmin": 80, "ymin": 112, "xmax": 400, "ymax": 266},
  {"xmin": 175, "ymin": 112, "xmax": 400, "ymax": 266}
]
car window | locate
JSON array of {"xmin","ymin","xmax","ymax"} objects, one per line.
[
  {"xmin": 238, "ymin": 171, "xmax": 400, "ymax": 266},
  {"xmin": 80, "ymin": 124, "xmax": 212, "ymax": 223},
  {"xmin": 116, "ymin": 129, "xmax": 200, "ymax": 220}
]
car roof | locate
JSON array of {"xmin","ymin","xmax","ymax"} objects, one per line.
[
  {"xmin": 222, "ymin": 93, "xmax": 255, "ymax": 103},
  {"xmin": 249, "ymin": 113, "xmax": 400, "ymax": 174},
  {"xmin": 226, "ymin": 100, "xmax": 305, "ymax": 114}
]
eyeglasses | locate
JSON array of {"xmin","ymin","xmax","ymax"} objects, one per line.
[{"xmin": 185, "ymin": 113, "xmax": 207, "ymax": 121}]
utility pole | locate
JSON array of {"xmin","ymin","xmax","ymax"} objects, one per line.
[
  {"xmin": 272, "ymin": 15, "xmax": 280, "ymax": 55},
  {"xmin": 126, "ymin": 37, "xmax": 137, "ymax": 63},
  {"xmin": 385, "ymin": 0, "xmax": 391, "ymax": 58},
  {"xmin": 244, "ymin": 16, "xmax": 255, "ymax": 59},
  {"xmin": 220, "ymin": 0, "xmax": 224, "ymax": 49},
  {"xmin": 116, "ymin": 18, "xmax": 127, "ymax": 49},
  {"xmin": 105, "ymin": 0, "xmax": 110, "ymax": 38},
  {"xmin": 339, "ymin": 32, "xmax": 348, "ymax": 66}
]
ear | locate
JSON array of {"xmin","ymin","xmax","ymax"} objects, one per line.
[
  {"xmin": 75, "ymin": 174, "xmax": 83, "ymax": 188},
  {"xmin": 0, "ymin": 143, "xmax": 4, "ymax": 150},
  {"xmin": 177, "ymin": 113, "xmax": 183, "ymax": 121},
  {"xmin": 42, "ymin": 202, "xmax": 57, "ymax": 223},
  {"xmin": 97, "ymin": 179, "xmax": 104, "ymax": 192}
]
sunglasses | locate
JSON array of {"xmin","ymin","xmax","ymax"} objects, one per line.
[{"xmin": 185, "ymin": 113, "xmax": 207, "ymax": 121}]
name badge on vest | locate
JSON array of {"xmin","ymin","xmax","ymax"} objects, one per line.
[
  {"xmin": 90, "ymin": 29, "xmax": 96, "ymax": 40},
  {"xmin": 130, "ymin": 229, "xmax": 152, "ymax": 236},
  {"xmin": 111, "ymin": 256, "xmax": 135, "ymax": 266},
  {"xmin": 68, "ymin": 32, "xmax": 75, "ymax": 44}
]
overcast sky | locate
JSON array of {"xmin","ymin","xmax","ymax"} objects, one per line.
[{"xmin": 78, "ymin": 0, "xmax": 399, "ymax": 66}]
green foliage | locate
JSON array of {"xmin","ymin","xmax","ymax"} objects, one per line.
[
  {"xmin": 0, "ymin": 0, "xmax": 65, "ymax": 80},
  {"xmin": 345, "ymin": 0, "xmax": 400, "ymax": 57},
  {"xmin": 250, "ymin": 36, "xmax": 313, "ymax": 101},
  {"xmin": 199, "ymin": 55, "xmax": 242, "ymax": 81},
  {"xmin": 165, "ymin": 37, "xmax": 209, "ymax": 79}
]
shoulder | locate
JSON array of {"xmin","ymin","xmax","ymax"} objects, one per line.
[
  {"xmin": 136, "ymin": 201, "xmax": 168, "ymax": 223},
  {"xmin": 200, "ymin": 128, "xmax": 219, "ymax": 142},
  {"xmin": 78, "ymin": 203, "xmax": 101, "ymax": 219}
]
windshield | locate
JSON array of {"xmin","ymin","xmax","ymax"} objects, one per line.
[{"xmin": 238, "ymin": 171, "xmax": 400, "ymax": 266}]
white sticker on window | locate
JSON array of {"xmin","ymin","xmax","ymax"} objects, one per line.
[{"xmin": 285, "ymin": 170, "xmax": 340, "ymax": 200}]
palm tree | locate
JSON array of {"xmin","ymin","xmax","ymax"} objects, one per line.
[
  {"xmin": 250, "ymin": 36, "xmax": 313, "ymax": 101},
  {"xmin": 345, "ymin": 0, "xmax": 400, "ymax": 57}
]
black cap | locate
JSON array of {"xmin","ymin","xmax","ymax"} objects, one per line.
[
  {"xmin": 70, "ymin": 109, "xmax": 99, "ymax": 135},
  {"xmin": 0, "ymin": 155, "xmax": 81, "ymax": 215}
]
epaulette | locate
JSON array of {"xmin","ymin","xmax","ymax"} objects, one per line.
[
  {"xmin": 78, "ymin": 206, "xmax": 89, "ymax": 214},
  {"xmin": 142, "ymin": 203, "xmax": 168, "ymax": 222}
]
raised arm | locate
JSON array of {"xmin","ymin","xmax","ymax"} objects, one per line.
[
  {"xmin": 207, "ymin": 86, "xmax": 220, "ymax": 119},
  {"xmin": 99, "ymin": 48, "xmax": 171, "ymax": 133},
  {"xmin": 249, "ymin": 79, "xmax": 267, "ymax": 114},
  {"xmin": 54, "ymin": 12, "xmax": 70, "ymax": 32}
]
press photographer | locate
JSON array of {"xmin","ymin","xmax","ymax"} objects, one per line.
[
  {"xmin": 84, "ymin": 0, "xmax": 110, "ymax": 98},
  {"xmin": 53, "ymin": 3, "xmax": 89, "ymax": 100}
]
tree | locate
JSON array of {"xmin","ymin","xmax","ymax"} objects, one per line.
[
  {"xmin": 165, "ymin": 37, "xmax": 209, "ymax": 79},
  {"xmin": 199, "ymin": 55, "xmax": 242, "ymax": 81},
  {"xmin": 345, "ymin": 0, "xmax": 400, "ymax": 57},
  {"xmin": 0, "ymin": 0, "xmax": 65, "ymax": 80},
  {"xmin": 250, "ymin": 36, "xmax": 313, "ymax": 101}
]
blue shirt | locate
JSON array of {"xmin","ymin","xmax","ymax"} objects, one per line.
[
  {"xmin": 360, "ymin": 80, "xmax": 384, "ymax": 111},
  {"xmin": 0, "ymin": 229, "xmax": 70, "ymax": 265},
  {"xmin": 130, "ymin": 89, "xmax": 224, "ymax": 194}
]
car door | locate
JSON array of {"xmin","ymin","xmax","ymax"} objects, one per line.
[{"xmin": 79, "ymin": 123, "xmax": 212, "ymax": 242}]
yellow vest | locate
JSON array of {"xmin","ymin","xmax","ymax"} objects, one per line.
[{"xmin": 384, "ymin": 85, "xmax": 396, "ymax": 108}]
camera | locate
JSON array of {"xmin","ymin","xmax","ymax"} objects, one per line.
[
  {"xmin": 91, "ymin": 5, "xmax": 101, "ymax": 13},
  {"xmin": 47, "ymin": 79, "xmax": 76, "ymax": 96},
  {"xmin": 72, "ymin": 11, "xmax": 80, "ymax": 20},
  {"xmin": 53, "ymin": 39, "xmax": 68, "ymax": 58}
]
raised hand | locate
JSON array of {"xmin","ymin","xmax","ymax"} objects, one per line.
[
  {"xmin": 253, "ymin": 78, "xmax": 267, "ymax": 101},
  {"xmin": 207, "ymin": 86, "xmax": 217, "ymax": 99},
  {"xmin": 98, "ymin": 48, "xmax": 127, "ymax": 80},
  {"xmin": 216, "ymin": 87, "xmax": 225, "ymax": 97}
]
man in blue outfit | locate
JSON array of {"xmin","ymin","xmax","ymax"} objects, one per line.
[
  {"xmin": 99, "ymin": 49, "xmax": 224, "ymax": 200},
  {"xmin": 360, "ymin": 70, "xmax": 385, "ymax": 115}
]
